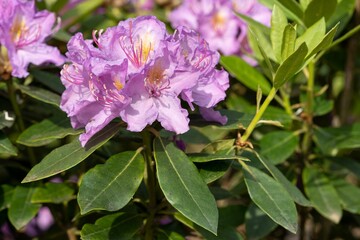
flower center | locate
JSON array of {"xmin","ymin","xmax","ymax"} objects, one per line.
[
  {"xmin": 9, "ymin": 14, "xmax": 40, "ymax": 47},
  {"xmin": 211, "ymin": 12, "xmax": 226, "ymax": 32},
  {"xmin": 144, "ymin": 61, "xmax": 169, "ymax": 97},
  {"xmin": 119, "ymin": 22, "xmax": 155, "ymax": 69}
]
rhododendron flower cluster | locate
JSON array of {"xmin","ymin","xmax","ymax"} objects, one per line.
[
  {"xmin": 0, "ymin": 0, "xmax": 65, "ymax": 78},
  {"xmin": 60, "ymin": 16, "xmax": 229, "ymax": 146},
  {"xmin": 169, "ymin": 0, "xmax": 271, "ymax": 63}
]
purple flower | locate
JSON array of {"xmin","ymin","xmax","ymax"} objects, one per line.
[
  {"xmin": 25, "ymin": 207, "xmax": 54, "ymax": 237},
  {"xmin": 131, "ymin": 0, "xmax": 155, "ymax": 11},
  {"xmin": 60, "ymin": 16, "xmax": 229, "ymax": 146},
  {"xmin": 0, "ymin": 0, "xmax": 65, "ymax": 78},
  {"xmin": 169, "ymin": 0, "xmax": 271, "ymax": 62}
]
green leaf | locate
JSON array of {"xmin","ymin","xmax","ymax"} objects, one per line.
[
  {"xmin": 22, "ymin": 123, "xmax": 121, "ymax": 183},
  {"xmin": 220, "ymin": 56, "xmax": 271, "ymax": 95},
  {"xmin": 296, "ymin": 18, "xmax": 326, "ymax": 56},
  {"xmin": 53, "ymin": 29, "xmax": 72, "ymax": 42},
  {"xmin": 62, "ymin": 0, "xmax": 103, "ymax": 28},
  {"xmin": 332, "ymin": 178, "xmax": 360, "ymax": 214},
  {"xmin": 313, "ymin": 123, "xmax": 360, "ymax": 156},
  {"xmin": 274, "ymin": 43, "xmax": 308, "ymax": 89},
  {"xmin": 0, "ymin": 185, "xmax": 14, "ymax": 211},
  {"xmin": 244, "ymin": 151, "xmax": 311, "ymax": 207},
  {"xmin": 31, "ymin": 182, "xmax": 75, "ymax": 204},
  {"xmin": 17, "ymin": 115, "xmax": 82, "ymax": 147},
  {"xmin": 304, "ymin": 0, "xmax": 337, "ymax": 27},
  {"xmin": 157, "ymin": 230, "xmax": 185, "ymax": 240},
  {"xmin": 217, "ymin": 110, "xmax": 254, "ymax": 130},
  {"xmin": 327, "ymin": 157, "xmax": 360, "ymax": 177},
  {"xmin": 303, "ymin": 167, "xmax": 342, "ymax": 223},
  {"xmin": 0, "ymin": 132, "xmax": 17, "ymax": 156},
  {"xmin": 81, "ymin": 212, "xmax": 143, "ymax": 240},
  {"xmin": 308, "ymin": 24, "xmax": 338, "ymax": 60},
  {"xmin": 244, "ymin": 165, "xmax": 298, "ymax": 233},
  {"xmin": 281, "ymin": 24, "xmax": 297, "ymax": 61},
  {"xmin": 199, "ymin": 225, "xmax": 244, "ymax": 240},
  {"xmin": 189, "ymin": 153, "xmax": 238, "ymax": 163},
  {"xmin": 327, "ymin": 0, "xmax": 355, "ymax": 31},
  {"xmin": 235, "ymin": 13, "xmax": 270, "ymax": 35},
  {"xmin": 260, "ymin": 131, "xmax": 298, "ymax": 164},
  {"xmin": 154, "ymin": 138, "xmax": 218, "ymax": 234},
  {"xmin": 30, "ymin": 69, "xmax": 65, "ymax": 94},
  {"xmin": 262, "ymin": 106, "xmax": 292, "ymax": 129},
  {"xmin": 260, "ymin": 0, "xmax": 304, "ymax": 26},
  {"xmin": 271, "ymin": 5, "xmax": 288, "ymax": 62},
  {"xmin": 17, "ymin": 84, "xmax": 60, "ymax": 107},
  {"xmin": 197, "ymin": 161, "xmax": 232, "ymax": 184},
  {"xmin": 245, "ymin": 203, "xmax": 278, "ymax": 240},
  {"xmin": 8, "ymin": 184, "xmax": 41, "ymax": 230},
  {"xmin": 299, "ymin": 0, "xmax": 311, "ymax": 9},
  {"xmin": 248, "ymin": 26, "xmax": 276, "ymax": 62},
  {"xmin": 78, "ymin": 149, "xmax": 144, "ymax": 214}
]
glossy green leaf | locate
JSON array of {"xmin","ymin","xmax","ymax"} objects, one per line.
[
  {"xmin": 30, "ymin": 69, "xmax": 65, "ymax": 94},
  {"xmin": 244, "ymin": 151, "xmax": 311, "ymax": 207},
  {"xmin": 271, "ymin": 5, "xmax": 288, "ymax": 62},
  {"xmin": 22, "ymin": 123, "xmax": 121, "ymax": 183},
  {"xmin": 296, "ymin": 18, "xmax": 326, "ymax": 55},
  {"xmin": 31, "ymin": 182, "xmax": 75, "ymax": 204},
  {"xmin": 313, "ymin": 123, "xmax": 360, "ymax": 156},
  {"xmin": 197, "ymin": 161, "xmax": 232, "ymax": 184},
  {"xmin": 17, "ymin": 84, "xmax": 60, "ymax": 107},
  {"xmin": 17, "ymin": 115, "xmax": 82, "ymax": 147},
  {"xmin": 0, "ymin": 185, "xmax": 14, "ymax": 211},
  {"xmin": 154, "ymin": 138, "xmax": 218, "ymax": 234},
  {"xmin": 261, "ymin": 106, "xmax": 292, "ymax": 129},
  {"xmin": 217, "ymin": 110, "xmax": 254, "ymax": 130},
  {"xmin": 260, "ymin": 131, "xmax": 298, "ymax": 164},
  {"xmin": 78, "ymin": 149, "xmax": 144, "ymax": 214},
  {"xmin": 332, "ymin": 178, "xmax": 360, "ymax": 214},
  {"xmin": 8, "ymin": 184, "xmax": 41, "ymax": 230},
  {"xmin": 220, "ymin": 56, "xmax": 271, "ymax": 95},
  {"xmin": 303, "ymin": 167, "xmax": 342, "ymax": 223},
  {"xmin": 304, "ymin": 0, "xmax": 337, "ymax": 27},
  {"xmin": 274, "ymin": 43, "xmax": 308, "ymax": 89},
  {"xmin": 281, "ymin": 24, "xmax": 296, "ymax": 61},
  {"xmin": 244, "ymin": 165, "xmax": 298, "ymax": 233},
  {"xmin": 0, "ymin": 132, "xmax": 17, "ymax": 156},
  {"xmin": 245, "ymin": 203, "xmax": 278, "ymax": 240},
  {"xmin": 62, "ymin": 0, "xmax": 103, "ymax": 28},
  {"xmin": 189, "ymin": 153, "xmax": 238, "ymax": 163},
  {"xmin": 81, "ymin": 212, "xmax": 143, "ymax": 240}
]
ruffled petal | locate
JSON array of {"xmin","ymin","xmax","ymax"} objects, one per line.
[
  {"xmin": 199, "ymin": 107, "xmax": 227, "ymax": 125},
  {"xmin": 79, "ymin": 109, "xmax": 116, "ymax": 147},
  {"xmin": 156, "ymin": 94, "xmax": 190, "ymax": 134}
]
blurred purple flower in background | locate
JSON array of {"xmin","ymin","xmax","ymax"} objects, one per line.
[
  {"xmin": 25, "ymin": 207, "xmax": 54, "ymax": 237},
  {"xmin": 0, "ymin": 0, "xmax": 65, "ymax": 78},
  {"xmin": 169, "ymin": 0, "xmax": 271, "ymax": 63},
  {"xmin": 60, "ymin": 16, "xmax": 229, "ymax": 146}
]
